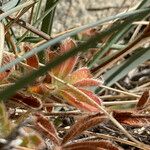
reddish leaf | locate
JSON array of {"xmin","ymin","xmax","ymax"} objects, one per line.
[
  {"xmin": 46, "ymin": 51, "xmax": 58, "ymax": 62},
  {"xmin": 63, "ymin": 140, "xmax": 121, "ymax": 150},
  {"xmin": 113, "ymin": 110, "xmax": 150, "ymax": 127},
  {"xmin": 11, "ymin": 92, "xmax": 42, "ymax": 109},
  {"xmin": 60, "ymin": 38, "xmax": 76, "ymax": 53},
  {"xmin": 0, "ymin": 52, "xmax": 15, "ymax": 81},
  {"xmin": 62, "ymin": 113, "xmax": 106, "ymax": 145},
  {"xmin": 79, "ymin": 28, "xmax": 98, "ymax": 40},
  {"xmin": 66, "ymin": 67, "xmax": 93, "ymax": 84},
  {"xmin": 35, "ymin": 113, "xmax": 60, "ymax": 146},
  {"xmin": 46, "ymin": 51, "xmax": 61, "ymax": 77},
  {"xmin": 24, "ymin": 45, "xmax": 39, "ymax": 69},
  {"xmin": 73, "ymin": 78, "xmax": 102, "ymax": 87},
  {"xmin": 28, "ymin": 83, "xmax": 54, "ymax": 95},
  {"xmin": 60, "ymin": 90, "xmax": 99, "ymax": 112},
  {"xmin": 63, "ymin": 86, "xmax": 102, "ymax": 108},
  {"xmin": 136, "ymin": 91, "xmax": 149, "ymax": 110},
  {"xmin": 55, "ymin": 39, "xmax": 77, "ymax": 78},
  {"xmin": 79, "ymin": 88, "xmax": 102, "ymax": 105}
]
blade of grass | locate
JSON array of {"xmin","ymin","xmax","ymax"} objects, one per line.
[
  {"xmin": 0, "ymin": 0, "xmax": 37, "ymax": 21},
  {"xmin": 0, "ymin": 23, "xmax": 136, "ymax": 100},
  {"xmin": 41, "ymin": 0, "xmax": 58, "ymax": 35},
  {"xmin": 39, "ymin": 0, "xmax": 58, "ymax": 62},
  {"xmin": 87, "ymin": 20, "xmax": 132, "ymax": 67},
  {"xmin": 17, "ymin": 0, "xmax": 59, "ymax": 44},
  {"xmin": 1, "ymin": 7, "xmax": 150, "ymax": 73},
  {"xmin": 95, "ymin": 47, "xmax": 150, "ymax": 93},
  {"xmin": 32, "ymin": 0, "xmax": 42, "ymax": 27},
  {"xmin": 0, "ymin": 22, "xmax": 4, "ymax": 66},
  {"xmin": 87, "ymin": 0, "xmax": 149, "ymax": 68},
  {"xmin": 0, "ymin": 0, "xmax": 21, "ymax": 12}
]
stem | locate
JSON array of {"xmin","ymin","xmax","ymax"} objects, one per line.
[{"xmin": 50, "ymin": 74, "xmax": 142, "ymax": 145}]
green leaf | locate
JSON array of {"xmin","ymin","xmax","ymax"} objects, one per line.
[{"xmin": 40, "ymin": 0, "xmax": 59, "ymax": 62}]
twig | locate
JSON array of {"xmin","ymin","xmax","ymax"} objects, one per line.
[
  {"xmin": 100, "ymin": 95, "xmax": 136, "ymax": 100},
  {"xmin": 103, "ymin": 100, "xmax": 138, "ymax": 106},
  {"xmin": 44, "ymin": 111, "xmax": 84, "ymax": 116},
  {"xmin": 99, "ymin": 85, "xmax": 140, "ymax": 98},
  {"xmin": 87, "ymin": 5, "xmax": 130, "ymax": 11}
]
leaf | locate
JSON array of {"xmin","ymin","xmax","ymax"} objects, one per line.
[
  {"xmin": 35, "ymin": 113, "xmax": 60, "ymax": 146},
  {"xmin": 62, "ymin": 113, "xmax": 106, "ymax": 145},
  {"xmin": 79, "ymin": 28, "xmax": 98, "ymax": 40},
  {"xmin": 63, "ymin": 140, "xmax": 121, "ymax": 150},
  {"xmin": 73, "ymin": 78, "xmax": 102, "ymax": 87},
  {"xmin": 11, "ymin": 92, "xmax": 42, "ymax": 109},
  {"xmin": 59, "ymin": 90, "xmax": 100, "ymax": 112},
  {"xmin": 67, "ymin": 67, "xmax": 93, "ymax": 84},
  {"xmin": 1, "ymin": 7, "xmax": 149, "ymax": 73},
  {"xmin": 1, "ymin": 8, "xmax": 150, "ymax": 100},
  {"xmin": 63, "ymin": 86, "xmax": 102, "ymax": 108},
  {"xmin": 79, "ymin": 88, "xmax": 102, "ymax": 105},
  {"xmin": 136, "ymin": 90, "xmax": 149, "ymax": 110},
  {"xmin": 28, "ymin": 83, "xmax": 54, "ymax": 95},
  {"xmin": 0, "ymin": 52, "xmax": 15, "ymax": 81},
  {"xmin": 24, "ymin": 45, "xmax": 39, "ymax": 69},
  {"xmin": 52, "ymin": 39, "xmax": 78, "ymax": 78},
  {"xmin": 113, "ymin": 110, "xmax": 150, "ymax": 127}
]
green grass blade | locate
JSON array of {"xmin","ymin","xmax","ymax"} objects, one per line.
[
  {"xmin": 0, "ymin": 0, "xmax": 36, "ymax": 21},
  {"xmin": 0, "ymin": 0, "xmax": 20, "ymax": 11},
  {"xmin": 95, "ymin": 47, "xmax": 150, "ymax": 93},
  {"xmin": 87, "ymin": 21, "xmax": 132, "ymax": 68},
  {"xmin": 40, "ymin": 0, "xmax": 58, "ymax": 62},
  {"xmin": 17, "ymin": 0, "xmax": 59, "ymax": 44},
  {"xmin": 0, "ymin": 23, "xmax": 4, "ymax": 66},
  {"xmin": 0, "ymin": 24, "xmax": 133, "ymax": 100},
  {"xmin": 87, "ymin": 0, "xmax": 149, "ymax": 68},
  {"xmin": 41, "ymin": 0, "xmax": 58, "ymax": 35},
  {"xmin": 1, "ymin": 7, "xmax": 150, "ymax": 73}
]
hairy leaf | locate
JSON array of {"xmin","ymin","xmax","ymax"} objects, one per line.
[
  {"xmin": 79, "ymin": 88, "xmax": 102, "ymax": 105},
  {"xmin": 11, "ymin": 92, "xmax": 42, "ymax": 109},
  {"xmin": 63, "ymin": 140, "xmax": 121, "ymax": 150},
  {"xmin": 0, "ymin": 52, "xmax": 15, "ymax": 81},
  {"xmin": 35, "ymin": 113, "xmax": 60, "ymax": 146},
  {"xmin": 67, "ymin": 67, "xmax": 93, "ymax": 84},
  {"xmin": 136, "ymin": 91, "xmax": 149, "ymax": 110},
  {"xmin": 113, "ymin": 110, "xmax": 150, "ymax": 127},
  {"xmin": 59, "ymin": 90, "xmax": 100, "ymax": 112},
  {"xmin": 24, "ymin": 45, "xmax": 39, "ymax": 69},
  {"xmin": 52, "ymin": 39, "xmax": 78, "ymax": 78},
  {"xmin": 73, "ymin": 78, "xmax": 102, "ymax": 87},
  {"xmin": 62, "ymin": 113, "xmax": 105, "ymax": 145}
]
